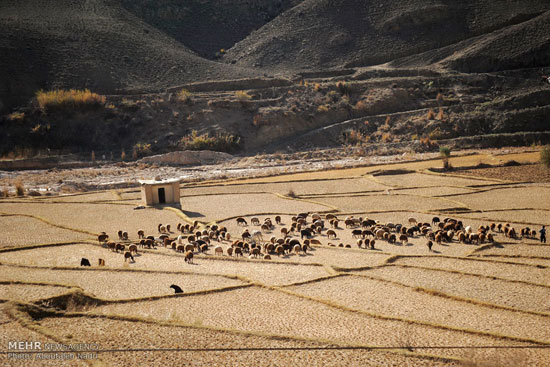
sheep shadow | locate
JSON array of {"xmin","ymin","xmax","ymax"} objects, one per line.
[{"xmin": 431, "ymin": 250, "xmax": 442, "ymax": 254}]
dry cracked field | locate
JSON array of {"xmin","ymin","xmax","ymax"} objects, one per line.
[{"xmin": 1, "ymin": 150, "xmax": 550, "ymax": 366}]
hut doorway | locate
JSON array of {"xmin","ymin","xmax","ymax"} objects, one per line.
[{"xmin": 158, "ymin": 188, "xmax": 166, "ymax": 204}]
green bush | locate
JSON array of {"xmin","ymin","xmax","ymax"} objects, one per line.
[
  {"xmin": 541, "ymin": 146, "xmax": 550, "ymax": 168},
  {"xmin": 180, "ymin": 130, "xmax": 242, "ymax": 153}
]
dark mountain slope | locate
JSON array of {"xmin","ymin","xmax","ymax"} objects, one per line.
[
  {"xmin": 0, "ymin": 0, "xmax": 257, "ymax": 111},
  {"xmin": 120, "ymin": 0, "xmax": 303, "ymax": 59},
  {"xmin": 223, "ymin": 0, "xmax": 550, "ymax": 72}
]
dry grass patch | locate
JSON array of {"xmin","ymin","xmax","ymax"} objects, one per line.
[
  {"xmin": 360, "ymin": 266, "xmax": 550, "ymax": 313},
  {"xmin": 0, "ymin": 265, "xmax": 244, "ymax": 301},
  {"xmin": 0, "ymin": 202, "xmax": 181, "ymax": 237},
  {"xmin": 0, "ymin": 215, "xmax": 85, "ymax": 248},
  {"xmin": 287, "ymin": 276, "xmax": 550, "ymax": 341},
  {"xmin": 448, "ymin": 187, "xmax": 550, "ymax": 211},
  {"xmin": 35, "ymin": 316, "xmax": 456, "ymax": 366},
  {"xmin": 0, "ymin": 283, "xmax": 71, "ymax": 302},
  {"xmin": 460, "ymin": 209, "xmax": 550, "ymax": 226},
  {"xmin": 318, "ymin": 194, "xmax": 455, "ymax": 213},
  {"xmin": 394, "ymin": 257, "xmax": 550, "ymax": 286},
  {"xmin": 181, "ymin": 193, "xmax": 331, "ymax": 222},
  {"xmin": 92, "ymin": 286, "xmax": 538, "ymax": 360},
  {"xmin": 371, "ymin": 172, "xmax": 495, "ymax": 188}
]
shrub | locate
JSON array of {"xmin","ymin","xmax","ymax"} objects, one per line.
[
  {"xmin": 7, "ymin": 111, "xmax": 25, "ymax": 122},
  {"xmin": 14, "ymin": 180, "xmax": 25, "ymax": 196},
  {"xmin": 436, "ymin": 108, "xmax": 446, "ymax": 121},
  {"xmin": 133, "ymin": 143, "xmax": 152, "ymax": 158},
  {"xmin": 317, "ymin": 105, "xmax": 329, "ymax": 112},
  {"xmin": 235, "ymin": 90, "xmax": 252, "ymax": 101},
  {"xmin": 343, "ymin": 129, "xmax": 370, "ymax": 145},
  {"xmin": 336, "ymin": 81, "xmax": 351, "ymax": 96},
  {"xmin": 439, "ymin": 146, "xmax": 451, "ymax": 170},
  {"xmin": 426, "ymin": 108, "xmax": 435, "ymax": 120},
  {"xmin": 177, "ymin": 89, "xmax": 192, "ymax": 104},
  {"xmin": 180, "ymin": 130, "xmax": 242, "ymax": 153},
  {"xmin": 540, "ymin": 146, "xmax": 550, "ymax": 168},
  {"xmin": 36, "ymin": 89, "xmax": 106, "ymax": 113}
]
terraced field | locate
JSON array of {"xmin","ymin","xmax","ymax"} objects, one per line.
[{"xmin": 1, "ymin": 150, "xmax": 549, "ymax": 366}]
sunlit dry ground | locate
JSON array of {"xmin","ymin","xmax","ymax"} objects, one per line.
[{"xmin": 1, "ymin": 149, "xmax": 550, "ymax": 366}]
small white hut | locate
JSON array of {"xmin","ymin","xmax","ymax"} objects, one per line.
[{"xmin": 139, "ymin": 178, "xmax": 180, "ymax": 206}]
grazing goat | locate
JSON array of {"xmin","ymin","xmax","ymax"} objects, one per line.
[
  {"xmin": 124, "ymin": 252, "xmax": 135, "ymax": 263},
  {"xmin": 80, "ymin": 258, "xmax": 91, "ymax": 266},
  {"xmin": 170, "ymin": 284, "xmax": 183, "ymax": 294},
  {"xmin": 184, "ymin": 251, "xmax": 194, "ymax": 263},
  {"xmin": 98, "ymin": 233, "xmax": 109, "ymax": 244}
]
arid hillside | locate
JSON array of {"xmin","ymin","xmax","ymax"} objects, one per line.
[
  {"xmin": 224, "ymin": 0, "xmax": 550, "ymax": 72},
  {"xmin": 1, "ymin": 1, "xmax": 549, "ymax": 157},
  {"xmin": 0, "ymin": 0, "xmax": 258, "ymax": 111}
]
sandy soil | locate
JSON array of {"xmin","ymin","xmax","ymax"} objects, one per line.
[
  {"xmin": 287, "ymin": 275, "xmax": 550, "ymax": 341},
  {"xmin": 0, "ymin": 215, "xmax": 85, "ymax": 248},
  {"xmin": 0, "ymin": 284, "xmax": 71, "ymax": 302},
  {"xmin": 0, "ymin": 265, "xmax": 244, "ymax": 300},
  {"xmin": 393, "ymin": 256, "xmax": 550, "ymax": 285},
  {"xmin": 1, "ymin": 148, "xmax": 549, "ymax": 365},
  {"xmin": 360, "ymin": 266, "xmax": 550, "ymax": 312},
  {"xmin": 35, "ymin": 316, "xmax": 458, "ymax": 367},
  {"xmin": 91, "ymin": 286, "xmax": 538, "ymax": 360}
]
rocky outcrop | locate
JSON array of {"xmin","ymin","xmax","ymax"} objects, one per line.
[{"xmin": 139, "ymin": 150, "xmax": 233, "ymax": 166}]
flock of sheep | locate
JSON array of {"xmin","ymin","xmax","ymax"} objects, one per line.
[{"xmin": 89, "ymin": 212, "xmax": 530, "ymax": 267}]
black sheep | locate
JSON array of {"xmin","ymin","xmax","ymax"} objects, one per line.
[
  {"xmin": 170, "ymin": 284, "xmax": 183, "ymax": 294},
  {"xmin": 80, "ymin": 258, "xmax": 91, "ymax": 266}
]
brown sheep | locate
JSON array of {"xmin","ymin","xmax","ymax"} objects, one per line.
[
  {"xmin": 236, "ymin": 217, "xmax": 248, "ymax": 226},
  {"xmin": 234, "ymin": 247, "xmax": 243, "ymax": 257},
  {"xmin": 227, "ymin": 247, "xmax": 234, "ymax": 256},
  {"xmin": 98, "ymin": 258, "xmax": 105, "ymax": 266},
  {"xmin": 435, "ymin": 233, "xmax": 442, "ymax": 245},
  {"xmin": 388, "ymin": 234, "xmax": 396, "ymax": 244},
  {"xmin": 275, "ymin": 245, "xmax": 284, "ymax": 256},
  {"xmin": 122, "ymin": 231, "xmax": 129, "ymax": 240},
  {"xmin": 458, "ymin": 232, "xmax": 466, "ymax": 243},
  {"xmin": 117, "ymin": 230, "xmax": 124, "ymax": 240},
  {"xmin": 129, "ymin": 244, "xmax": 138, "ymax": 254},
  {"xmin": 137, "ymin": 230, "xmax": 145, "ymax": 239},
  {"xmin": 369, "ymin": 239, "xmax": 376, "ymax": 249},
  {"xmin": 184, "ymin": 251, "xmax": 194, "ymax": 263},
  {"xmin": 275, "ymin": 216, "xmax": 282, "ymax": 225},
  {"xmin": 115, "ymin": 243, "xmax": 125, "ymax": 253},
  {"xmin": 250, "ymin": 247, "xmax": 260, "ymax": 258},
  {"xmin": 426, "ymin": 240, "xmax": 433, "ymax": 252},
  {"xmin": 264, "ymin": 254, "xmax": 272, "ymax": 260},
  {"xmin": 357, "ymin": 239, "xmax": 363, "ymax": 248},
  {"xmin": 98, "ymin": 233, "xmax": 109, "ymax": 244},
  {"xmin": 177, "ymin": 245, "xmax": 185, "ymax": 253},
  {"xmin": 251, "ymin": 217, "xmax": 260, "ymax": 226},
  {"xmin": 185, "ymin": 244, "xmax": 194, "ymax": 253},
  {"xmin": 214, "ymin": 246, "xmax": 223, "ymax": 256},
  {"xmin": 326, "ymin": 230, "xmax": 337, "ymax": 239},
  {"xmin": 309, "ymin": 239, "xmax": 321, "ymax": 246},
  {"xmin": 399, "ymin": 234, "xmax": 408, "ymax": 245},
  {"xmin": 293, "ymin": 244, "xmax": 301, "ymax": 255},
  {"xmin": 200, "ymin": 244, "xmax": 208, "ymax": 253}
]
